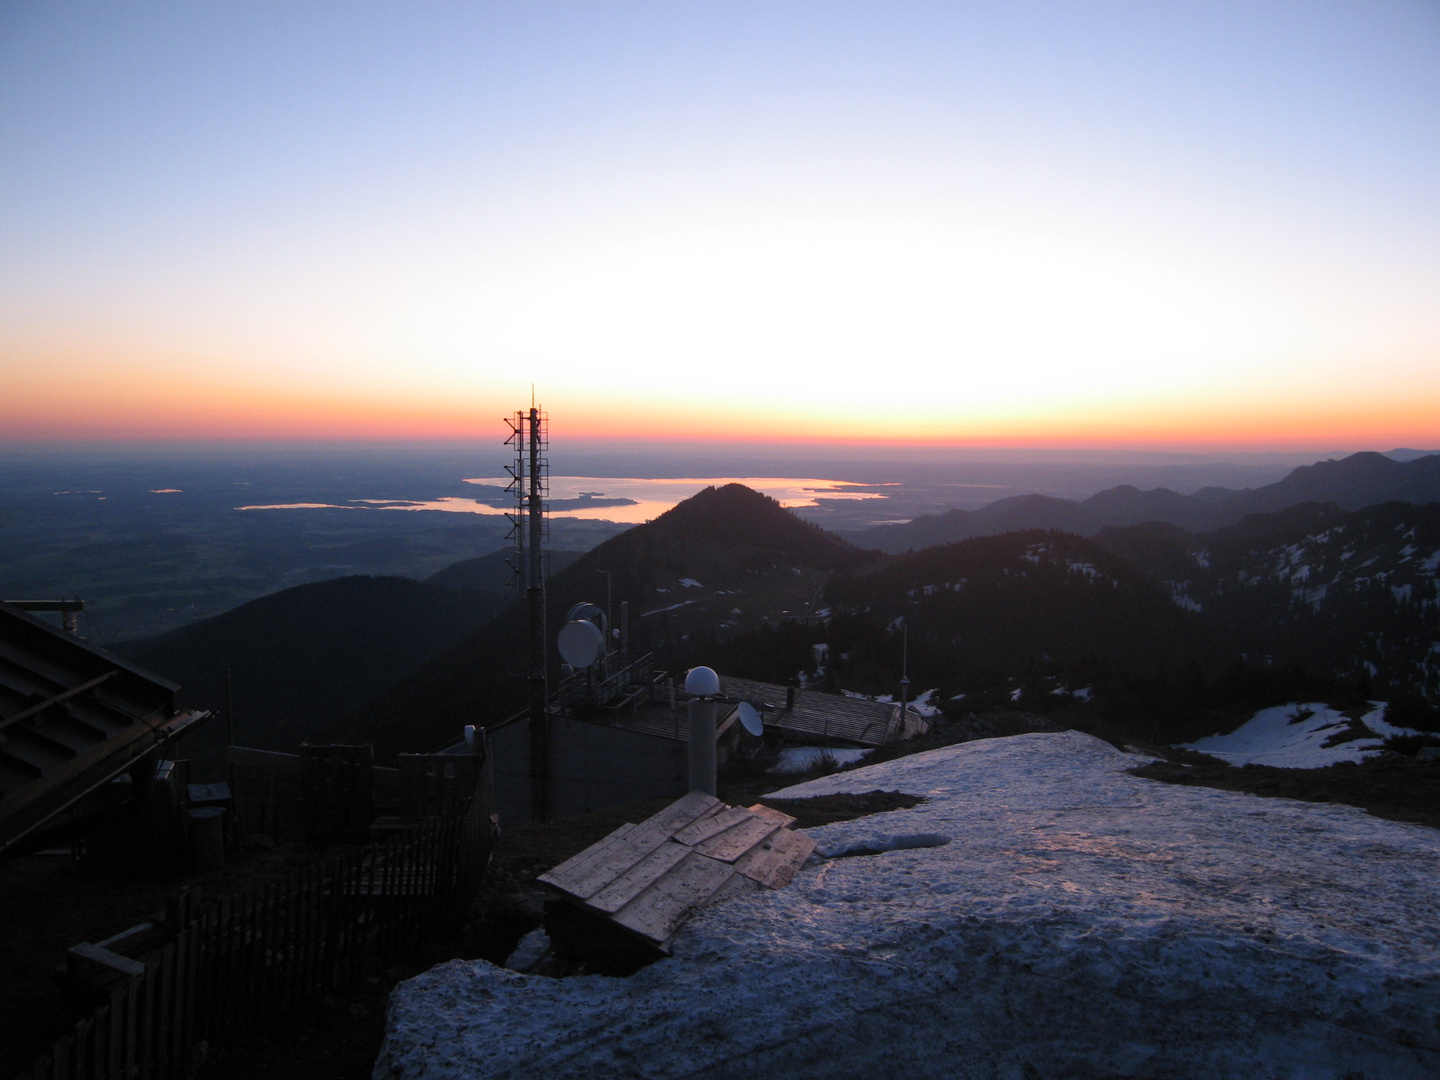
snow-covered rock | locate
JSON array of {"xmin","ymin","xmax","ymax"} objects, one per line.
[{"xmin": 375, "ymin": 731, "xmax": 1440, "ymax": 1080}]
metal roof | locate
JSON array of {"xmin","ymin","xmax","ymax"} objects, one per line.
[
  {"xmin": 0, "ymin": 601, "xmax": 208, "ymax": 855},
  {"xmin": 475, "ymin": 668, "xmax": 907, "ymax": 750},
  {"xmin": 717, "ymin": 675, "xmax": 903, "ymax": 746},
  {"xmin": 557, "ymin": 676, "xmax": 903, "ymax": 748}
]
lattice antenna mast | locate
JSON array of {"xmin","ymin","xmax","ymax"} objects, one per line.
[
  {"xmin": 504, "ymin": 403, "xmax": 550, "ymax": 821},
  {"xmin": 503, "ymin": 412, "xmax": 527, "ymax": 588}
]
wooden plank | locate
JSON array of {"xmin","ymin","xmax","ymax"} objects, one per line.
[
  {"xmin": 541, "ymin": 792, "xmax": 722, "ymax": 899},
  {"xmin": 610, "ymin": 851, "xmax": 736, "ymax": 943},
  {"xmin": 746, "ymin": 803, "xmax": 797, "ymax": 829},
  {"xmin": 700, "ymin": 870, "xmax": 763, "ymax": 909},
  {"xmin": 733, "ymin": 827, "xmax": 817, "ymax": 889},
  {"xmin": 584, "ymin": 840, "xmax": 692, "ymax": 915},
  {"xmin": 672, "ymin": 805, "xmax": 752, "ymax": 846},
  {"xmin": 537, "ymin": 822, "xmax": 637, "ymax": 890},
  {"xmin": 693, "ymin": 815, "xmax": 782, "ymax": 863}
]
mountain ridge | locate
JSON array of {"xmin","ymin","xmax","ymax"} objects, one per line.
[{"xmin": 854, "ymin": 452, "xmax": 1440, "ymax": 553}]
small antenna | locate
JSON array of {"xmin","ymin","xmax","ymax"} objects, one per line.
[{"xmin": 900, "ymin": 621, "xmax": 910, "ymax": 715}]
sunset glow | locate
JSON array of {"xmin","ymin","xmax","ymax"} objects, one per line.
[{"xmin": 3, "ymin": 3, "xmax": 1438, "ymax": 452}]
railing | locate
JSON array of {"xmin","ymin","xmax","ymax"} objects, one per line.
[
  {"xmin": 550, "ymin": 652, "xmax": 658, "ymax": 712},
  {"xmin": 19, "ymin": 795, "xmax": 491, "ymax": 1080}
]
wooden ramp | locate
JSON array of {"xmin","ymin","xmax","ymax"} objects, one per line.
[{"xmin": 538, "ymin": 791, "xmax": 816, "ymax": 954}]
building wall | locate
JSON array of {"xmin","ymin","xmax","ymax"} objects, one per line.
[{"xmin": 492, "ymin": 716, "xmax": 689, "ymax": 826}]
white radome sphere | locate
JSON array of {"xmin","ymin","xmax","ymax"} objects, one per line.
[{"xmin": 684, "ymin": 666, "xmax": 720, "ymax": 696}]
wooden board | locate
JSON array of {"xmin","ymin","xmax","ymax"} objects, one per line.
[
  {"xmin": 537, "ymin": 822, "xmax": 637, "ymax": 891},
  {"xmin": 540, "ymin": 792, "xmax": 722, "ymax": 899},
  {"xmin": 672, "ymin": 805, "xmax": 752, "ymax": 846},
  {"xmin": 584, "ymin": 839, "xmax": 692, "ymax": 915},
  {"xmin": 747, "ymin": 803, "xmax": 797, "ymax": 829},
  {"xmin": 539, "ymin": 790, "xmax": 816, "ymax": 950},
  {"xmin": 611, "ymin": 851, "xmax": 735, "ymax": 943},
  {"xmin": 700, "ymin": 870, "xmax": 763, "ymax": 910},
  {"xmin": 733, "ymin": 827, "xmax": 817, "ymax": 889},
  {"xmin": 693, "ymin": 815, "xmax": 782, "ymax": 863}
]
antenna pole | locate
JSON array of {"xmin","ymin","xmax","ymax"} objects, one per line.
[
  {"xmin": 225, "ymin": 666, "xmax": 235, "ymax": 790},
  {"xmin": 899, "ymin": 621, "xmax": 910, "ymax": 717}
]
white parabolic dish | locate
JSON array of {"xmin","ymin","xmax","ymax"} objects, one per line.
[
  {"xmin": 557, "ymin": 619, "xmax": 605, "ymax": 668},
  {"xmin": 737, "ymin": 701, "xmax": 764, "ymax": 737}
]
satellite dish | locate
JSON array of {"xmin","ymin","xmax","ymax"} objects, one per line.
[
  {"xmin": 567, "ymin": 602, "xmax": 607, "ymax": 634},
  {"xmin": 557, "ymin": 619, "xmax": 605, "ymax": 668},
  {"xmin": 737, "ymin": 701, "xmax": 763, "ymax": 737}
]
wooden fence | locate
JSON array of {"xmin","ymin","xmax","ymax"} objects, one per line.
[{"xmin": 20, "ymin": 793, "xmax": 491, "ymax": 1080}]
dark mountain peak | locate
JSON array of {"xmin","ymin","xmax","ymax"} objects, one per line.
[
  {"xmin": 654, "ymin": 482, "xmax": 788, "ymax": 529},
  {"xmin": 1232, "ymin": 450, "xmax": 1440, "ymax": 514},
  {"xmin": 603, "ymin": 482, "xmax": 863, "ymax": 568},
  {"xmin": 1305, "ymin": 451, "xmax": 1397, "ymax": 474}
]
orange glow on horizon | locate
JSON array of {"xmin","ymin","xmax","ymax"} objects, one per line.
[{"xmin": 5, "ymin": 345, "xmax": 1438, "ymax": 453}]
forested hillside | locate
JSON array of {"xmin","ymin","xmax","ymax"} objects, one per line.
[{"xmin": 116, "ymin": 574, "xmax": 506, "ymax": 752}]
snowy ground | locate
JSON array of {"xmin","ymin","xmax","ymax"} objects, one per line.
[
  {"xmin": 1183, "ymin": 701, "xmax": 1418, "ymax": 768},
  {"xmin": 375, "ymin": 732, "xmax": 1440, "ymax": 1080}
]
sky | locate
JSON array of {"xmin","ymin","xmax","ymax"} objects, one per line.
[{"xmin": 2, "ymin": 1, "xmax": 1439, "ymax": 451}]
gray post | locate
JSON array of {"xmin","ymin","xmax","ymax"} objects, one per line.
[
  {"xmin": 684, "ymin": 666, "xmax": 720, "ymax": 796},
  {"xmin": 687, "ymin": 697, "xmax": 717, "ymax": 796}
]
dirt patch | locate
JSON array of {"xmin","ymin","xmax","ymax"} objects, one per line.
[
  {"xmin": 1131, "ymin": 755, "xmax": 1440, "ymax": 830},
  {"xmin": 756, "ymin": 790, "xmax": 926, "ymax": 829}
]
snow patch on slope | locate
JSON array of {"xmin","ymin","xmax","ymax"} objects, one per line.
[{"xmin": 1183, "ymin": 702, "xmax": 1418, "ymax": 768}]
